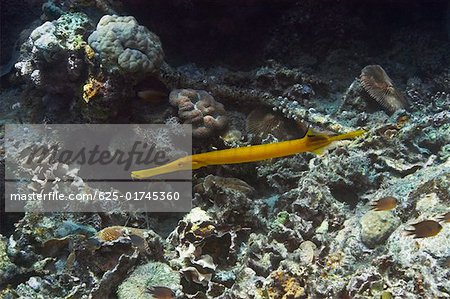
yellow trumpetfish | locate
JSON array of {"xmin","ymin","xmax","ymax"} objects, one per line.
[{"xmin": 131, "ymin": 129, "xmax": 365, "ymax": 179}]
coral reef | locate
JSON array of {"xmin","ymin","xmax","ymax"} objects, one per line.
[
  {"xmin": 13, "ymin": 12, "xmax": 92, "ymax": 122},
  {"xmin": 1, "ymin": 0, "xmax": 450, "ymax": 298},
  {"xmin": 42, "ymin": 0, "xmax": 120, "ymax": 19}
]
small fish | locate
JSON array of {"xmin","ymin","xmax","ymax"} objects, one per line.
[
  {"xmin": 405, "ymin": 220, "xmax": 443, "ymax": 238},
  {"xmin": 370, "ymin": 196, "xmax": 398, "ymax": 211},
  {"xmin": 129, "ymin": 234, "xmax": 148, "ymax": 251},
  {"xmin": 437, "ymin": 211, "xmax": 450, "ymax": 223},
  {"xmin": 146, "ymin": 286, "xmax": 175, "ymax": 299},
  {"xmin": 137, "ymin": 89, "xmax": 167, "ymax": 103}
]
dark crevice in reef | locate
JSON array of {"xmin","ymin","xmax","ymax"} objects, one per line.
[
  {"xmin": 123, "ymin": 0, "xmax": 450, "ymax": 70},
  {"xmin": 330, "ymin": 184, "xmax": 360, "ymax": 209}
]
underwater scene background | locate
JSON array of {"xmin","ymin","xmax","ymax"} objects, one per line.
[{"xmin": 1, "ymin": 0, "xmax": 450, "ymax": 298}]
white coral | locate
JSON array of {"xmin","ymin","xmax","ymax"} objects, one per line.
[{"xmin": 29, "ymin": 22, "xmax": 62, "ymax": 62}]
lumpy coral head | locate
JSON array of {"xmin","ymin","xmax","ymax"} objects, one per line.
[
  {"xmin": 169, "ymin": 89, "xmax": 228, "ymax": 138},
  {"xmin": 88, "ymin": 15, "xmax": 164, "ymax": 74}
]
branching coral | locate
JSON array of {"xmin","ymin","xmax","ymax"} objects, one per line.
[{"xmin": 169, "ymin": 89, "xmax": 228, "ymax": 138}]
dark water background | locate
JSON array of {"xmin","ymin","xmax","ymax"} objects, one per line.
[{"xmin": 1, "ymin": 0, "xmax": 449, "ymax": 70}]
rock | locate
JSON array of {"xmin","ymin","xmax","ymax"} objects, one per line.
[{"xmin": 360, "ymin": 211, "xmax": 400, "ymax": 248}]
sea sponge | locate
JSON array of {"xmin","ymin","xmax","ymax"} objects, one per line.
[
  {"xmin": 88, "ymin": 15, "xmax": 164, "ymax": 74},
  {"xmin": 265, "ymin": 270, "xmax": 306, "ymax": 299},
  {"xmin": 169, "ymin": 89, "xmax": 228, "ymax": 138},
  {"xmin": 82, "ymin": 76, "xmax": 104, "ymax": 103},
  {"xmin": 360, "ymin": 65, "xmax": 408, "ymax": 113}
]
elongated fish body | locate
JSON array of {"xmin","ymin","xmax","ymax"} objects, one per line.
[
  {"xmin": 131, "ymin": 129, "xmax": 365, "ymax": 179},
  {"xmin": 194, "ymin": 134, "xmax": 324, "ymax": 165}
]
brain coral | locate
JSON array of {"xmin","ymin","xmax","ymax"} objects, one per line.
[
  {"xmin": 169, "ymin": 89, "xmax": 228, "ymax": 138},
  {"xmin": 88, "ymin": 15, "xmax": 164, "ymax": 74}
]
